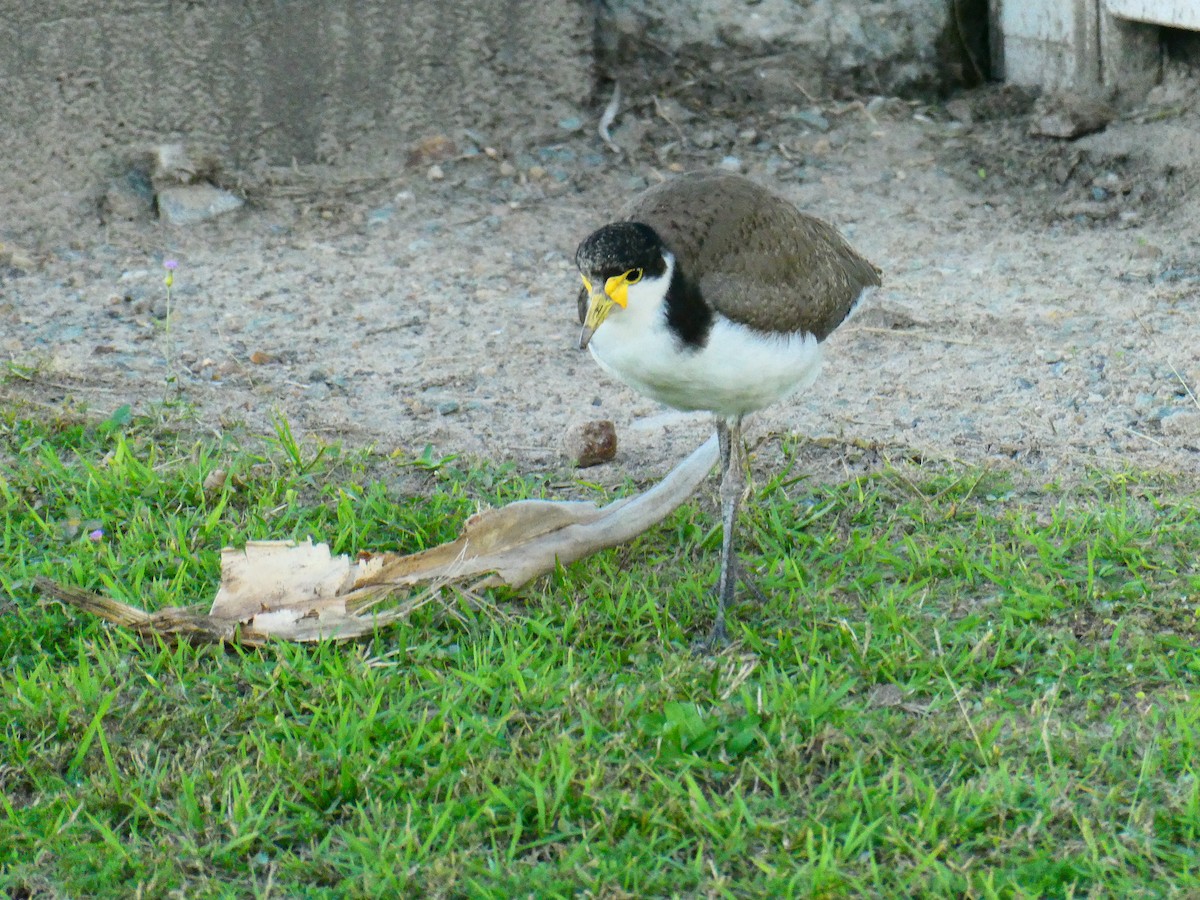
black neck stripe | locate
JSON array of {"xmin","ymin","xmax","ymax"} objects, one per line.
[{"xmin": 663, "ymin": 263, "xmax": 713, "ymax": 350}]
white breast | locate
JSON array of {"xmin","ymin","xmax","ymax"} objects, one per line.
[{"xmin": 586, "ymin": 254, "xmax": 825, "ymax": 419}]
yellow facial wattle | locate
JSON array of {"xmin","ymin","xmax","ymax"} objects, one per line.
[
  {"xmin": 578, "ymin": 269, "xmax": 644, "ymax": 349},
  {"xmin": 603, "ymin": 274, "xmax": 629, "ymax": 309}
]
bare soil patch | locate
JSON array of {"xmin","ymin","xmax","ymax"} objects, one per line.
[{"xmin": 3, "ymin": 83, "xmax": 1198, "ymax": 492}]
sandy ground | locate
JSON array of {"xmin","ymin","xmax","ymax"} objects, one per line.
[{"xmin": 2, "ymin": 83, "xmax": 1198, "ymax": 493}]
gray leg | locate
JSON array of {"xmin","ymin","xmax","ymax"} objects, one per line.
[
  {"xmin": 720, "ymin": 420, "xmax": 766, "ymax": 604},
  {"xmin": 717, "ymin": 417, "xmax": 732, "ymax": 480},
  {"xmin": 710, "ymin": 416, "xmax": 744, "ymax": 646}
]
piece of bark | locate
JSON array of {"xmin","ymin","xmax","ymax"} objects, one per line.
[{"xmin": 41, "ymin": 435, "xmax": 721, "ymax": 644}]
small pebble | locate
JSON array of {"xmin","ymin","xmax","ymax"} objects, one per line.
[
  {"xmin": 367, "ymin": 206, "xmax": 394, "ymax": 225},
  {"xmin": 436, "ymin": 400, "xmax": 461, "ymax": 415},
  {"xmin": 563, "ymin": 420, "xmax": 617, "ymax": 468},
  {"xmin": 795, "ymin": 109, "xmax": 830, "ymax": 132},
  {"xmin": 1160, "ymin": 410, "xmax": 1199, "ymax": 436},
  {"xmin": 427, "ymin": 164, "xmax": 445, "ymax": 181},
  {"xmin": 156, "ymin": 184, "xmax": 244, "ymax": 225},
  {"xmin": 304, "ymin": 382, "xmax": 330, "ymax": 400},
  {"xmin": 945, "ymin": 98, "xmax": 974, "ymax": 125},
  {"xmin": 203, "ymin": 469, "xmax": 228, "ymax": 494}
]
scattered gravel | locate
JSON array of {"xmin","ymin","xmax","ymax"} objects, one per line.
[{"xmin": 2, "ymin": 87, "xmax": 1198, "ymax": 490}]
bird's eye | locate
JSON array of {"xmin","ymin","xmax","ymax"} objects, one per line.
[{"xmin": 626, "ymin": 268, "xmax": 644, "ymax": 284}]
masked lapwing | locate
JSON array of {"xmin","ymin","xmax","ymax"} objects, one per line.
[{"xmin": 575, "ymin": 169, "xmax": 881, "ymax": 644}]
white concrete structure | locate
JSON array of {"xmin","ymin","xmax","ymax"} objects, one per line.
[
  {"xmin": 993, "ymin": 0, "xmax": 1198, "ymax": 94},
  {"xmin": 1106, "ymin": 0, "xmax": 1200, "ymax": 30}
]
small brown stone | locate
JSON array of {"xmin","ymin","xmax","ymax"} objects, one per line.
[
  {"xmin": 1029, "ymin": 91, "xmax": 1113, "ymax": 140},
  {"xmin": 0, "ymin": 242, "xmax": 35, "ymax": 270},
  {"xmin": 151, "ymin": 142, "xmax": 220, "ymax": 187},
  {"xmin": 1160, "ymin": 411, "xmax": 1199, "ymax": 437},
  {"xmin": 563, "ymin": 420, "xmax": 617, "ymax": 468},
  {"xmin": 944, "ymin": 98, "xmax": 974, "ymax": 126},
  {"xmin": 203, "ymin": 468, "xmax": 228, "ymax": 494},
  {"xmin": 406, "ymin": 134, "xmax": 458, "ymax": 167}
]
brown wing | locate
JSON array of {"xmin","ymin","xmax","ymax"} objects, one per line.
[{"xmin": 621, "ymin": 170, "xmax": 881, "ymax": 339}]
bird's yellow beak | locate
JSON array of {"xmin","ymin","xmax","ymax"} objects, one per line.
[{"xmin": 578, "ymin": 273, "xmax": 630, "ymax": 350}]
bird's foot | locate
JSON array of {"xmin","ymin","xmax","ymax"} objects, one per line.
[
  {"xmin": 691, "ymin": 616, "xmax": 729, "ymax": 654},
  {"xmin": 736, "ymin": 560, "xmax": 769, "ymax": 605},
  {"xmin": 713, "ymin": 560, "xmax": 768, "ymax": 605},
  {"xmin": 693, "ymin": 561, "xmax": 763, "ymax": 653}
]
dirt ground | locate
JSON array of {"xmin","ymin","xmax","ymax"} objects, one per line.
[{"xmin": 2, "ymin": 77, "xmax": 1199, "ymax": 495}]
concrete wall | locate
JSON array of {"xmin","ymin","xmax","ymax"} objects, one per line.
[
  {"xmin": 0, "ymin": 0, "xmax": 956, "ymax": 234},
  {"xmin": 1107, "ymin": 0, "xmax": 1200, "ymax": 30},
  {"xmin": 991, "ymin": 0, "xmax": 1173, "ymax": 95},
  {"xmin": 0, "ymin": 0, "xmax": 591, "ymax": 223},
  {"xmin": 599, "ymin": 0, "xmax": 956, "ymax": 101}
]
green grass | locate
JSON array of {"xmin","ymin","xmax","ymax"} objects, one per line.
[{"xmin": 2, "ymin": 405, "xmax": 1199, "ymax": 898}]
